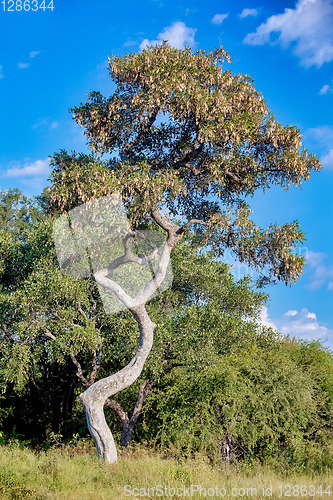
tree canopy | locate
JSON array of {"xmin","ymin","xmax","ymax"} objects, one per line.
[{"xmin": 49, "ymin": 43, "xmax": 321, "ymax": 286}]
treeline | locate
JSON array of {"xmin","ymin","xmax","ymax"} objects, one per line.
[{"xmin": 0, "ymin": 188, "xmax": 333, "ymax": 472}]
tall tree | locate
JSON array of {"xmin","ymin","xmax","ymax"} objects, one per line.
[
  {"xmin": 94, "ymin": 238, "xmax": 277, "ymax": 449},
  {"xmin": 48, "ymin": 43, "xmax": 321, "ymax": 463},
  {"xmin": 0, "ymin": 201, "xmax": 274, "ymax": 447}
]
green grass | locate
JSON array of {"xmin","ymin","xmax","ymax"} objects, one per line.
[{"xmin": 0, "ymin": 441, "xmax": 332, "ymax": 499}]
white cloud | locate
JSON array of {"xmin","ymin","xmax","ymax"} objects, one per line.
[
  {"xmin": 319, "ymin": 84, "xmax": 330, "ymax": 94},
  {"xmin": 18, "ymin": 62, "xmax": 29, "ymax": 69},
  {"xmin": 306, "ymin": 250, "xmax": 327, "ymax": 268},
  {"xmin": 20, "ymin": 177, "xmax": 48, "ymax": 190},
  {"xmin": 303, "ymin": 125, "xmax": 333, "ymax": 170},
  {"xmin": 123, "ymin": 39, "xmax": 137, "ymax": 47},
  {"xmin": 140, "ymin": 21, "xmax": 197, "ymax": 50},
  {"xmin": 260, "ymin": 306, "xmax": 279, "ymax": 330},
  {"xmin": 211, "ymin": 13, "xmax": 229, "ymax": 25},
  {"xmin": 185, "ymin": 7, "xmax": 198, "ymax": 16},
  {"xmin": 32, "ymin": 117, "xmax": 59, "ymax": 130},
  {"xmin": 321, "ymin": 149, "xmax": 333, "ymax": 169},
  {"xmin": 3, "ymin": 158, "xmax": 50, "ymax": 178},
  {"xmin": 305, "ymin": 250, "xmax": 333, "ymax": 290},
  {"xmin": 279, "ymin": 307, "xmax": 331, "ymax": 341},
  {"xmin": 319, "ymin": 80, "xmax": 333, "ymax": 94},
  {"xmin": 64, "ymin": 122, "xmax": 87, "ymax": 148},
  {"xmin": 244, "ymin": 0, "xmax": 333, "ymax": 68},
  {"xmin": 96, "ymin": 59, "xmax": 108, "ymax": 71},
  {"xmin": 262, "ymin": 307, "xmax": 333, "ymax": 345},
  {"xmin": 29, "ymin": 50, "xmax": 40, "ymax": 58},
  {"xmin": 304, "ymin": 125, "xmax": 333, "ymax": 144},
  {"xmin": 285, "ymin": 310, "xmax": 298, "ymax": 316},
  {"xmin": 240, "ymin": 8, "xmax": 258, "ymax": 18}
]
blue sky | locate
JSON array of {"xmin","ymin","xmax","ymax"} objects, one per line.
[{"xmin": 1, "ymin": 0, "xmax": 333, "ymax": 348}]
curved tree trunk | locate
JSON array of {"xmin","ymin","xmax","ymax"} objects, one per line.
[
  {"xmin": 78, "ymin": 209, "xmax": 186, "ymax": 463},
  {"xmin": 79, "ymin": 304, "xmax": 156, "ymax": 463}
]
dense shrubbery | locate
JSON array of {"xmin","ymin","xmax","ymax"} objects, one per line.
[
  {"xmin": 2, "ymin": 338, "xmax": 332, "ymax": 473},
  {"xmin": 137, "ymin": 340, "xmax": 333, "ymax": 472},
  {"xmin": 0, "ymin": 189, "xmax": 332, "ymax": 473}
]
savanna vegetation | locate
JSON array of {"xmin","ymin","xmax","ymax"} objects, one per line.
[
  {"xmin": 0, "ymin": 42, "xmax": 332, "ymax": 495},
  {"xmin": 0, "ymin": 187, "xmax": 332, "ymax": 478}
]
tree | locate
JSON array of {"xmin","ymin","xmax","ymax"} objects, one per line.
[
  {"xmin": 0, "ymin": 189, "xmax": 92, "ymax": 441},
  {"xmin": 98, "ymin": 237, "xmax": 277, "ymax": 449},
  {"xmin": 0, "ymin": 188, "xmax": 47, "ymax": 292},
  {"xmin": 0, "ymin": 197, "xmax": 274, "ymax": 448},
  {"xmin": 48, "ymin": 43, "xmax": 321, "ymax": 463}
]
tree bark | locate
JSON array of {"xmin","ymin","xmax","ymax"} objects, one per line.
[
  {"xmin": 79, "ymin": 304, "xmax": 156, "ymax": 463},
  {"xmin": 121, "ymin": 421, "xmax": 134, "ymax": 449},
  {"xmin": 222, "ymin": 433, "xmax": 233, "ymax": 465}
]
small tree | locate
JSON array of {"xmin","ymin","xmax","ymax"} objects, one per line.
[{"xmin": 49, "ymin": 43, "xmax": 321, "ymax": 463}]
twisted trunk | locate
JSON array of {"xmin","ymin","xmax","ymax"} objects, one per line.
[
  {"xmin": 78, "ymin": 209, "xmax": 191, "ymax": 463},
  {"xmin": 79, "ymin": 305, "xmax": 156, "ymax": 463}
]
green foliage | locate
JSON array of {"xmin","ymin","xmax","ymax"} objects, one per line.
[
  {"xmin": 139, "ymin": 340, "xmax": 333, "ymax": 471},
  {"xmin": 102, "ymin": 236, "xmax": 275, "ymax": 381},
  {"xmin": 1, "ymin": 188, "xmax": 332, "ymax": 473},
  {"xmin": 0, "ymin": 188, "xmax": 49, "ymax": 291}
]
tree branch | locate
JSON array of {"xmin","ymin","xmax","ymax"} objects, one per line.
[
  {"xmin": 171, "ymin": 127, "xmax": 204, "ymax": 171},
  {"xmin": 93, "ymin": 270, "xmax": 137, "ymax": 309},
  {"xmin": 172, "ymin": 142, "xmax": 204, "ymax": 170},
  {"xmin": 42, "ymin": 328, "xmax": 57, "ymax": 341},
  {"xmin": 104, "ymin": 399, "xmax": 129, "ymax": 423},
  {"xmin": 88, "ymin": 343, "xmax": 103, "ymax": 385},
  {"xmin": 177, "ymin": 219, "xmax": 209, "ymax": 234},
  {"xmin": 70, "ymin": 354, "xmax": 90, "ymax": 387},
  {"xmin": 129, "ymin": 378, "xmax": 155, "ymax": 426},
  {"xmin": 151, "ymin": 210, "xmax": 181, "ymax": 237},
  {"xmin": 78, "ymin": 303, "xmax": 88, "ymax": 321},
  {"xmin": 120, "ymin": 106, "xmax": 160, "ymax": 162},
  {"xmin": 224, "ymin": 169, "xmax": 261, "ymax": 190},
  {"xmin": 94, "ymin": 212, "xmax": 180, "ymax": 307},
  {"xmin": 103, "ymin": 230, "xmax": 159, "ymax": 275}
]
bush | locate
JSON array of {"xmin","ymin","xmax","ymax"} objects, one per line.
[{"xmin": 142, "ymin": 340, "xmax": 333, "ymax": 471}]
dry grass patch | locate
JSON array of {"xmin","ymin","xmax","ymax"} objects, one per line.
[{"xmin": 0, "ymin": 443, "xmax": 331, "ymax": 499}]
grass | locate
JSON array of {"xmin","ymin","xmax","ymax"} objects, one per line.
[{"xmin": 0, "ymin": 441, "xmax": 332, "ymax": 499}]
